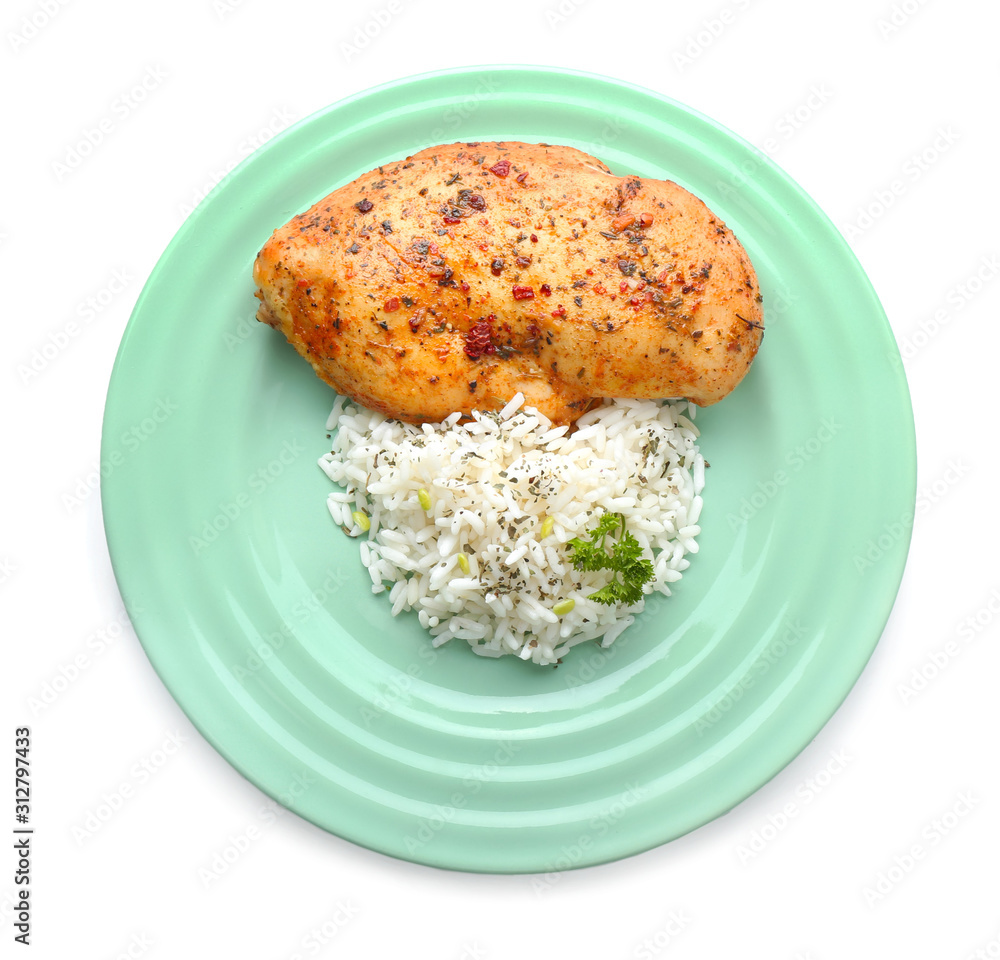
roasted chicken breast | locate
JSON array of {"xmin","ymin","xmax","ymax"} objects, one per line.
[{"xmin": 253, "ymin": 141, "xmax": 763, "ymax": 425}]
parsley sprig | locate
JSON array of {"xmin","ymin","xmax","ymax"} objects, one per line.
[{"xmin": 567, "ymin": 512, "xmax": 654, "ymax": 606}]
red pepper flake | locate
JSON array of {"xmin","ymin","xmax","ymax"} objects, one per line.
[
  {"xmin": 611, "ymin": 213, "xmax": 635, "ymax": 233},
  {"xmin": 490, "ymin": 258, "xmax": 504, "ymax": 276},
  {"xmin": 460, "ymin": 281, "xmax": 470, "ymax": 292},
  {"xmin": 516, "ymin": 171, "xmax": 529, "ymax": 183},
  {"xmin": 638, "ymin": 212, "xmax": 654, "ymax": 229},
  {"xmin": 585, "ymin": 268, "xmax": 594, "ymax": 275},
  {"xmin": 515, "ymin": 255, "xmax": 532, "ymax": 269},
  {"xmin": 464, "ymin": 316, "xmax": 496, "ymax": 358},
  {"xmin": 619, "ymin": 280, "xmax": 629, "ymax": 294},
  {"xmin": 489, "ymin": 159, "xmax": 511, "ymax": 178},
  {"xmin": 530, "ymin": 233, "xmax": 538, "ymax": 242},
  {"xmin": 384, "ymin": 297, "xmax": 400, "ymax": 312},
  {"xmin": 551, "ymin": 304, "xmax": 566, "ymax": 317},
  {"xmin": 297, "ymin": 279, "xmax": 309, "ymax": 288},
  {"xmin": 594, "ymin": 283, "xmax": 606, "ymax": 295},
  {"xmin": 657, "ymin": 268, "xmax": 671, "ymax": 283},
  {"xmin": 539, "ymin": 283, "xmax": 552, "ymax": 296},
  {"xmin": 629, "ymin": 297, "xmax": 641, "ymax": 306},
  {"xmin": 355, "ymin": 198, "xmax": 374, "ymax": 213},
  {"xmin": 443, "ymin": 216, "xmax": 461, "ymax": 224},
  {"xmin": 467, "ymin": 194, "xmax": 486, "ymax": 210},
  {"xmin": 512, "ymin": 284, "xmax": 534, "ymax": 301}
]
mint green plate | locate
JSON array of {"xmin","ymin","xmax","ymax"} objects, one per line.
[{"xmin": 101, "ymin": 66, "xmax": 915, "ymax": 873}]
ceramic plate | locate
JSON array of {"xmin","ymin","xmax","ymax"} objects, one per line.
[{"xmin": 101, "ymin": 65, "xmax": 915, "ymax": 873}]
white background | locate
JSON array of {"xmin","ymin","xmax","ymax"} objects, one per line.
[{"xmin": 4, "ymin": 0, "xmax": 999, "ymax": 957}]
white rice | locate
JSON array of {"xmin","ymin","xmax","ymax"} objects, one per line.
[{"xmin": 318, "ymin": 395, "xmax": 704, "ymax": 665}]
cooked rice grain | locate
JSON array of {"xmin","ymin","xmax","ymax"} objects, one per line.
[{"xmin": 319, "ymin": 395, "xmax": 704, "ymax": 665}]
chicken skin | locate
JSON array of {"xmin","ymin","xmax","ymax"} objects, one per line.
[{"xmin": 253, "ymin": 141, "xmax": 763, "ymax": 425}]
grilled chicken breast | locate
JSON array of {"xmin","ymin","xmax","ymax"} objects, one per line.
[{"xmin": 253, "ymin": 141, "xmax": 763, "ymax": 425}]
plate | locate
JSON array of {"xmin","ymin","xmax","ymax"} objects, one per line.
[{"xmin": 101, "ymin": 65, "xmax": 915, "ymax": 873}]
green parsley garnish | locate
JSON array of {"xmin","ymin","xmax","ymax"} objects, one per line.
[{"xmin": 567, "ymin": 512, "xmax": 654, "ymax": 606}]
